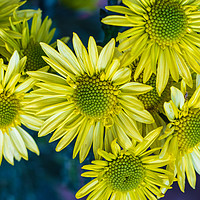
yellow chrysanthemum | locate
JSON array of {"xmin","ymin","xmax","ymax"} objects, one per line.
[
  {"xmin": 27, "ymin": 33, "xmax": 155, "ymax": 162},
  {"xmin": 0, "ymin": 50, "xmax": 43, "ymax": 165},
  {"xmin": 0, "ymin": 12, "xmax": 69, "ymax": 74},
  {"xmin": 102, "ymin": 0, "xmax": 200, "ymax": 95},
  {"xmin": 76, "ymin": 127, "xmax": 173, "ymax": 200},
  {"xmin": 159, "ymin": 75, "xmax": 200, "ymax": 192}
]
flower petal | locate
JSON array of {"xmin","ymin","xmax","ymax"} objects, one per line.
[
  {"xmin": 171, "ymin": 86, "xmax": 185, "ymax": 109},
  {"xmin": 97, "ymin": 38, "xmax": 115, "ymax": 72},
  {"xmin": 16, "ymin": 126, "xmax": 39, "ymax": 155},
  {"xmin": 9, "ymin": 127, "xmax": 28, "ymax": 160},
  {"xmin": 119, "ymin": 82, "xmax": 153, "ymax": 95}
]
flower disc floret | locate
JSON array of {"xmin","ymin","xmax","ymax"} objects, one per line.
[
  {"xmin": 23, "ymin": 41, "xmax": 46, "ymax": 71},
  {"xmin": 146, "ymin": 0, "xmax": 187, "ymax": 47},
  {"xmin": 73, "ymin": 75, "xmax": 118, "ymax": 118},
  {"xmin": 0, "ymin": 92, "xmax": 20, "ymax": 128},
  {"xmin": 174, "ymin": 109, "xmax": 200, "ymax": 151},
  {"xmin": 105, "ymin": 154, "xmax": 144, "ymax": 191}
]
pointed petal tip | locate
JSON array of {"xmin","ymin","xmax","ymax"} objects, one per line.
[
  {"xmin": 35, "ymin": 150, "xmax": 40, "ymax": 156},
  {"xmin": 49, "ymin": 137, "xmax": 54, "ymax": 143},
  {"xmin": 73, "ymin": 32, "xmax": 77, "ymax": 36},
  {"xmin": 8, "ymin": 160, "xmax": 15, "ymax": 166},
  {"xmin": 39, "ymin": 42, "xmax": 45, "ymax": 46},
  {"xmin": 157, "ymin": 87, "xmax": 164, "ymax": 97},
  {"xmin": 56, "ymin": 39, "xmax": 62, "ymax": 46},
  {"xmin": 79, "ymin": 157, "xmax": 84, "ymax": 164},
  {"xmin": 156, "ymin": 126, "xmax": 164, "ymax": 134},
  {"xmin": 89, "ymin": 36, "xmax": 95, "ymax": 41},
  {"xmin": 73, "ymin": 32, "xmax": 79, "ymax": 39},
  {"xmin": 38, "ymin": 132, "xmax": 45, "ymax": 138},
  {"xmin": 55, "ymin": 146, "xmax": 61, "ymax": 152}
]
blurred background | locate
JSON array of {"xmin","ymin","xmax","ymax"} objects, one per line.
[{"xmin": 0, "ymin": 0, "xmax": 200, "ymax": 199}]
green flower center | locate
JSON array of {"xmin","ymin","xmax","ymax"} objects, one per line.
[
  {"xmin": 145, "ymin": 0, "xmax": 187, "ymax": 47},
  {"xmin": 23, "ymin": 41, "xmax": 46, "ymax": 71},
  {"xmin": 73, "ymin": 75, "xmax": 118, "ymax": 119},
  {"xmin": 131, "ymin": 65, "xmax": 171, "ymax": 111},
  {"xmin": 104, "ymin": 154, "xmax": 145, "ymax": 192},
  {"xmin": 0, "ymin": 93, "xmax": 20, "ymax": 128},
  {"xmin": 175, "ymin": 109, "xmax": 200, "ymax": 151}
]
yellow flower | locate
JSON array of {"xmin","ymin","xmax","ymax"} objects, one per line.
[
  {"xmin": 27, "ymin": 33, "xmax": 154, "ymax": 162},
  {"xmin": 102, "ymin": 0, "xmax": 200, "ymax": 95},
  {"xmin": 0, "ymin": 12, "xmax": 69, "ymax": 74},
  {"xmin": 0, "ymin": 51, "xmax": 43, "ymax": 165},
  {"xmin": 159, "ymin": 75, "xmax": 200, "ymax": 192},
  {"xmin": 76, "ymin": 127, "xmax": 173, "ymax": 200}
]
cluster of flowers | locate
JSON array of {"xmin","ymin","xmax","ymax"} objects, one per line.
[{"xmin": 0, "ymin": 0, "xmax": 200, "ymax": 199}]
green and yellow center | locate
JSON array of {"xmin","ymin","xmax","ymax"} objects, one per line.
[
  {"xmin": 23, "ymin": 41, "xmax": 46, "ymax": 71},
  {"xmin": 131, "ymin": 65, "xmax": 171, "ymax": 111},
  {"xmin": 0, "ymin": 93, "xmax": 20, "ymax": 128},
  {"xmin": 104, "ymin": 154, "xmax": 145, "ymax": 192},
  {"xmin": 73, "ymin": 75, "xmax": 119, "ymax": 119},
  {"xmin": 174, "ymin": 109, "xmax": 200, "ymax": 151},
  {"xmin": 145, "ymin": 0, "xmax": 187, "ymax": 47}
]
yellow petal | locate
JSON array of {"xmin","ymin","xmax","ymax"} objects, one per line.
[
  {"xmin": 97, "ymin": 38, "xmax": 115, "ymax": 73},
  {"xmin": 119, "ymin": 82, "xmax": 153, "ymax": 95},
  {"xmin": 79, "ymin": 125, "xmax": 94, "ymax": 163},
  {"xmin": 123, "ymin": 0, "xmax": 145, "ymax": 14},
  {"xmin": 0, "ymin": 131, "xmax": 4, "ymax": 165},
  {"xmin": 3, "ymin": 133, "xmax": 14, "ymax": 165},
  {"xmin": 156, "ymin": 49, "xmax": 169, "ymax": 96},
  {"xmin": 27, "ymin": 71, "xmax": 67, "ymax": 85},
  {"xmin": 112, "ymin": 67, "xmax": 131, "ymax": 85},
  {"xmin": 9, "ymin": 127, "xmax": 28, "ymax": 160},
  {"xmin": 105, "ymin": 5, "xmax": 134, "ymax": 15},
  {"xmin": 3, "ymin": 51, "xmax": 20, "ymax": 87},
  {"xmin": 185, "ymin": 153, "xmax": 196, "ymax": 189},
  {"xmin": 56, "ymin": 128, "xmax": 79, "ymax": 151},
  {"xmin": 73, "ymin": 120, "xmax": 92, "ymax": 159},
  {"xmin": 88, "ymin": 36, "xmax": 98, "ymax": 74},
  {"xmin": 110, "ymin": 139, "xmax": 121, "ymax": 157},
  {"xmin": 57, "ymin": 39, "xmax": 83, "ymax": 74},
  {"xmin": 113, "ymin": 124, "xmax": 133, "ymax": 150},
  {"xmin": 38, "ymin": 111, "xmax": 69, "ymax": 136},
  {"xmin": 16, "ymin": 126, "xmax": 39, "ymax": 155},
  {"xmin": 171, "ymin": 86, "xmax": 185, "ymax": 109},
  {"xmin": 20, "ymin": 114, "xmax": 44, "ymax": 131},
  {"xmin": 72, "ymin": 33, "xmax": 93, "ymax": 75},
  {"xmin": 76, "ymin": 178, "xmax": 99, "ymax": 199},
  {"xmin": 134, "ymin": 127, "xmax": 163, "ymax": 156},
  {"xmin": 102, "ymin": 15, "xmax": 134, "ymax": 27},
  {"xmin": 164, "ymin": 102, "xmax": 176, "ymax": 121},
  {"xmin": 93, "ymin": 121, "xmax": 104, "ymax": 159},
  {"xmin": 188, "ymin": 84, "xmax": 200, "ymax": 108}
]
